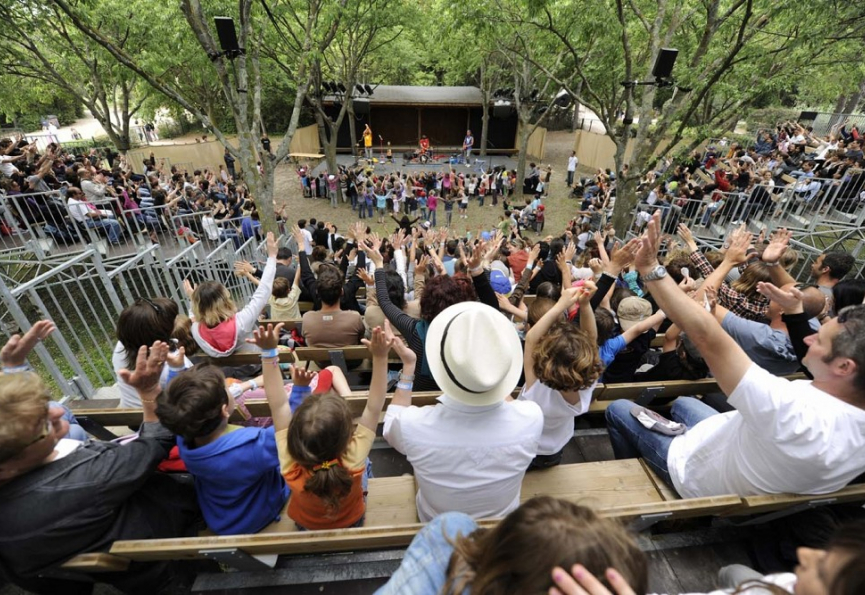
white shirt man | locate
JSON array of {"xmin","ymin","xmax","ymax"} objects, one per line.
[
  {"xmin": 605, "ymin": 211, "xmax": 865, "ymax": 500},
  {"xmin": 383, "ymin": 302, "xmax": 543, "ymax": 521},
  {"xmin": 567, "ymin": 153, "xmax": 578, "ymax": 186}
]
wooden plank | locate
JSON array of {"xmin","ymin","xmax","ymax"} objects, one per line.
[
  {"xmin": 695, "ymin": 169, "xmax": 713, "ymax": 185},
  {"xmin": 258, "ymin": 319, "xmax": 303, "ymax": 331},
  {"xmin": 639, "ymin": 458, "xmax": 681, "ymax": 501},
  {"xmin": 724, "ymin": 483, "xmax": 865, "ymax": 516},
  {"xmin": 298, "ymin": 301, "xmax": 314, "ymax": 313},
  {"xmin": 598, "ymin": 378, "xmax": 721, "ymax": 401},
  {"xmin": 68, "ymin": 398, "xmax": 120, "ymax": 410},
  {"xmin": 521, "ymin": 459, "xmax": 664, "ymax": 509},
  {"xmin": 210, "ymin": 350, "xmax": 296, "ymax": 368},
  {"xmin": 781, "ymin": 174, "xmax": 796, "ymax": 184},
  {"xmin": 60, "ymin": 552, "xmax": 130, "ymax": 573},
  {"xmin": 237, "ymin": 476, "xmax": 418, "ymax": 535}
]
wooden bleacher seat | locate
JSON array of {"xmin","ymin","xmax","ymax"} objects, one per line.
[
  {"xmin": 695, "ymin": 169, "xmax": 714, "ymax": 185},
  {"xmin": 259, "ymin": 319, "xmax": 303, "ymax": 332},
  {"xmin": 67, "ymin": 460, "xmax": 743, "ymax": 571}
]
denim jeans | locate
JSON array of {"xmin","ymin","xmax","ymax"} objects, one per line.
[
  {"xmin": 51, "ymin": 400, "xmax": 89, "ymax": 441},
  {"xmin": 375, "ymin": 512, "xmax": 478, "ymax": 595},
  {"xmin": 87, "ymin": 217, "xmax": 122, "ymax": 244},
  {"xmin": 429, "ymin": 208, "xmax": 437, "ymax": 226},
  {"xmin": 701, "ymin": 203, "xmax": 720, "ymax": 225},
  {"xmin": 605, "ymin": 397, "xmax": 718, "ymax": 486}
]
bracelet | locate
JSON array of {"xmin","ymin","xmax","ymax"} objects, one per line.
[
  {"xmin": 2, "ymin": 364, "xmax": 31, "ymax": 374},
  {"xmin": 525, "ymin": 263, "xmax": 534, "ymax": 271},
  {"xmin": 260, "ymin": 348, "xmax": 279, "ymax": 359},
  {"xmin": 763, "ymin": 260, "xmax": 781, "ymax": 267},
  {"xmin": 396, "ymin": 381, "xmax": 413, "ymax": 391}
]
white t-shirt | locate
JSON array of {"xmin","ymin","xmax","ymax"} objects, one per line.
[
  {"xmin": 568, "ymin": 156, "xmax": 578, "ymax": 172},
  {"xmin": 519, "ymin": 380, "xmax": 595, "ymax": 455},
  {"xmin": 653, "ymin": 573, "xmax": 796, "ymax": 595},
  {"xmin": 300, "ymin": 228, "xmax": 313, "ymax": 254},
  {"xmin": 667, "ymin": 363, "xmax": 865, "ymax": 498},
  {"xmin": 383, "ymin": 395, "xmax": 543, "ymax": 522},
  {"xmin": 112, "ymin": 341, "xmax": 192, "ymax": 408}
]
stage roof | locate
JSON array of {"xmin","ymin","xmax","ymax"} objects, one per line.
[{"xmin": 325, "ymin": 86, "xmax": 484, "ymax": 107}]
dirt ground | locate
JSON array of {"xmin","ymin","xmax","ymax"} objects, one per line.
[{"xmin": 271, "ymin": 130, "xmax": 592, "ymax": 238}]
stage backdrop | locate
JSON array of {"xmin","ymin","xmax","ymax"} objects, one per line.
[
  {"xmin": 323, "ymin": 86, "xmax": 519, "ymax": 153},
  {"xmin": 127, "ymin": 124, "xmax": 321, "ymax": 174}
]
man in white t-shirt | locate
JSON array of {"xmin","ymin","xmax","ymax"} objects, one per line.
[
  {"xmin": 383, "ymin": 302, "xmax": 543, "ymax": 522},
  {"xmin": 567, "ymin": 151, "xmax": 578, "ymax": 187},
  {"xmin": 606, "ymin": 212, "xmax": 865, "ymax": 499}
]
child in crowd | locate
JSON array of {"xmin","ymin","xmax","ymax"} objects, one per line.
[
  {"xmin": 188, "ymin": 232, "xmax": 278, "ymax": 357},
  {"xmin": 520, "ymin": 284, "xmax": 602, "ymax": 469},
  {"xmin": 427, "ymin": 190, "xmax": 438, "ymax": 226},
  {"xmin": 269, "ymin": 273, "xmax": 302, "ymax": 320},
  {"xmin": 254, "ymin": 322, "xmax": 414, "ymax": 530},
  {"xmin": 443, "ymin": 194, "xmax": 454, "ymax": 227},
  {"xmin": 458, "ymin": 189, "xmax": 469, "ymax": 219},
  {"xmin": 156, "ymin": 351, "xmax": 289, "ymax": 535}
]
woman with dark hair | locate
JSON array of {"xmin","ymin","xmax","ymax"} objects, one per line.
[
  {"xmin": 363, "ymin": 237, "xmax": 498, "ymax": 391},
  {"xmin": 832, "ymin": 279, "xmax": 865, "ymax": 314},
  {"xmin": 376, "ymin": 496, "xmax": 648, "ymax": 595},
  {"xmin": 113, "ymin": 296, "xmax": 189, "ymax": 408}
]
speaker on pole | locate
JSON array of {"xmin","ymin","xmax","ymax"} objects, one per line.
[
  {"xmin": 353, "ymin": 98, "xmax": 370, "ymax": 115},
  {"xmin": 652, "ymin": 48, "xmax": 678, "ymax": 80},
  {"xmin": 493, "ymin": 103, "xmax": 513, "ymax": 119},
  {"xmin": 214, "ymin": 17, "xmax": 241, "ymax": 54}
]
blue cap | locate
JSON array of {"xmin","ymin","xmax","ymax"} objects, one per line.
[{"xmin": 489, "ymin": 270, "xmax": 511, "ymax": 294}]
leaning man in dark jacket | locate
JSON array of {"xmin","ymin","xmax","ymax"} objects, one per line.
[{"xmin": 0, "ymin": 324, "xmax": 201, "ymax": 594}]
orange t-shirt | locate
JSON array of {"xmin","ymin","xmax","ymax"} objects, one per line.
[{"xmin": 276, "ymin": 425, "xmax": 375, "ymax": 530}]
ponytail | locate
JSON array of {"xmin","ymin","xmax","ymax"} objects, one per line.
[
  {"xmin": 287, "ymin": 394, "xmax": 355, "ymax": 514},
  {"xmin": 304, "ymin": 460, "xmax": 353, "ymax": 512}
]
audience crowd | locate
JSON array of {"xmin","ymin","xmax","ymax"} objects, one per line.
[{"xmin": 1, "ymin": 122, "xmax": 865, "ymax": 595}]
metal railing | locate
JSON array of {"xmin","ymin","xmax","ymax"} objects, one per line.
[{"xmin": 799, "ymin": 113, "xmax": 865, "ymax": 137}]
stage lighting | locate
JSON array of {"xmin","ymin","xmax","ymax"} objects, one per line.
[{"xmin": 364, "ymin": 84, "xmax": 374, "ymax": 95}]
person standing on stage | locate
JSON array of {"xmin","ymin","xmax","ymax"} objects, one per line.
[
  {"xmin": 363, "ymin": 124, "xmax": 374, "ymax": 161},
  {"xmin": 462, "ymin": 130, "xmax": 474, "ymax": 165}
]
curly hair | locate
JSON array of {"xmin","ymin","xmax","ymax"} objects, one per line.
[
  {"xmin": 157, "ymin": 364, "xmax": 228, "ymax": 445},
  {"xmin": 532, "ymin": 321, "xmax": 603, "ymax": 391},
  {"xmin": 420, "ymin": 273, "xmax": 478, "ymax": 322},
  {"xmin": 443, "ymin": 496, "xmax": 647, "ymax": 595}
]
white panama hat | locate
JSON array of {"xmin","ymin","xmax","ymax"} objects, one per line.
[{"xmin": 425, "ymin": 302, "xmax": 523, "ymax": 406}]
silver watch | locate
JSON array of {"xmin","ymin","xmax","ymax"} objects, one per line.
[{"xmin": 642, "ymin": 265, "xmax": 667, "ymax": 282}]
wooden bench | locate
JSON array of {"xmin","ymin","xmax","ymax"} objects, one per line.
[{"xmin": 62, "ymin": 459, "xmax": 743, "ymax": 573}]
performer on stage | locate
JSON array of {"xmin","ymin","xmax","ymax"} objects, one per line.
[
  {"xmin": 462, "ymin": 129, "xmax": 474, "ymax": 164},
  {"xmin": 363, "ymin": 124, "xmax": 373, "ymax": 160}
]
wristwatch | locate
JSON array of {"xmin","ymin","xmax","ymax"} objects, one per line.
[{"xmin": 641, "ymin": 265, "xmax": 667, "ymax": 282}]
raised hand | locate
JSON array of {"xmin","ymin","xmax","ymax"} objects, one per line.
[
  {"xmin": 183, "ymin": 278, "xmax": 196, "ymax": 299},
  {"xmin": 761, "ymin": 228, "xmax": 792, "ymax": 264},
  {"xmin": 634, "ymin": 211, "xmax": 662, "ymax": 274},
  {"xmin": 579, "ymin": 279, "xmax": 598, "ymax": 304},
  {"xmin": 166, "ymin": 345, "xmax": 186, "ymax": 368},
  {"xmin": 291, "ymin": 365, "xmax": 317, "ymax": 388},
  {"xmin": 118, "ymin": 341, "xmax": 169, "ymax": 393},
  {"xmin": 383, "ymin": 319, "xmax": 416, "ymax": 365},
  {"xmin": 1, "ymin": 320, "xmax": 55, "ymax": 368},
  {"xmin": 756, "ymin": 281, "xmax": 805, "ymax": 314},
  {"xmin": 246, "ymin": 323, "xmax": 285, "ymax": 350},
  {"xmin": 677, "ymin": 223, "xmax": 698, "ymax": 252},
  {"xmin": 356, "ymin": 267, "xmax": 374, "ymax": 286},
  {"xmin": 558, "ymin": 286, "xmax": 583, "ymax": 307},
  {"xmin": 362, "ymin": 325, "xmax": 393, "ymax": 359},
  {"xmin": 724, "ymin": 226, "xmax": 753, "ymax": 265}
]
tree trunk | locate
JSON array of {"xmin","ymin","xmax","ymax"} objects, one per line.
[
  {"xmin": 480, "ymin": 96, "xmax": 489, "ymax": 158},
  {"xmin": 516, "ymin": 120, "xmax": 530, "ymax": 189},
  {"xmin": 347, "ymin": 103, "xmax": 358, "ymax": 157},
  {"xmin": 570, "ymin": 81, "xmax": 583, "ymax": 132}
]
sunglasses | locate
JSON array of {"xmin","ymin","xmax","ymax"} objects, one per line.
[{"xmin": 135, "ymin": 296, "xmax": 162, "ymax": 314}]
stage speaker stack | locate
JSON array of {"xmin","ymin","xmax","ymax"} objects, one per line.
[{"xmin": 353, "ymin": 98, "xmax": 370, "ymax": 115}]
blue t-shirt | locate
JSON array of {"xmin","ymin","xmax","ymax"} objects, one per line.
[
  {"xmin": 599, "ymin": 334, "xmax": 626, "ymax": 367},
  {"xmin": 178, "ymin": 426, "xmax": 289, "ymax": 535},
  {"xmin": 376, "ymin": 194, "xmax": 388, "ymax": 209}
]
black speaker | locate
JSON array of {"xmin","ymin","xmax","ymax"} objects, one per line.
[
  {"xmin": 799, "ymin": 111, "xmax": 818, "ymax": 121},
  {"xmin": 353, "ymin": 98, "xmax": 370, "ymax": 115},
  {"xmin": 214, "ymin": 17, "xmax": 241, "ymax": 53},
  {"xmin": 652, "ymin": 48, "xmax": 678, "ymax": 80},
  {"xmin": 493, "ymin": 103, "xmax": 513, "ymax": 119}
]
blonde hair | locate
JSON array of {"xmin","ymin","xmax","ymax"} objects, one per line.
[
  {"xmin": 0, "ymin": 373, "xmax": 49, "ymax": 463},
  {"xmin": 192, "ymin": 281, "xmax": 238, "ymax": 328}
]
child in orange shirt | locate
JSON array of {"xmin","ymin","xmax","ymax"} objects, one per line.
[{"xmin": 251, "ymin": 322, "xmax": 414, "ymax": 530}]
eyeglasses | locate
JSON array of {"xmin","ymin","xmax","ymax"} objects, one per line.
[
  {"xmin": 26, "ymin": 415, "xmax": 52, "ymax": 448},
  {"xmin": 135, "ymin": 296, "xmax": 162, "ymax": 314}
]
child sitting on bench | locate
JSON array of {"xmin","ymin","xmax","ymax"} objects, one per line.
[
  {"xmin": 254, "ymin": 322, "xmax": 415, "ymax": 531},
  {"xmin": 519, "ymin": 283, "xmax": 602, "ymax": 470}
]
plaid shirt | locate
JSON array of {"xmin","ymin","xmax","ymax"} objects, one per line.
[{"xmin": 689, "ymin": 251, "xmax": 769, "ymax": 321}]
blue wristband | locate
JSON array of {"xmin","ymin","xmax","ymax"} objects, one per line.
[
  {"xmin": 260, "ymin": 348, "xmax": 279, "ymax": 359},
  {"xmin": 396, "ymin": 381, "xmax": 413, "ymax": 391}
]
